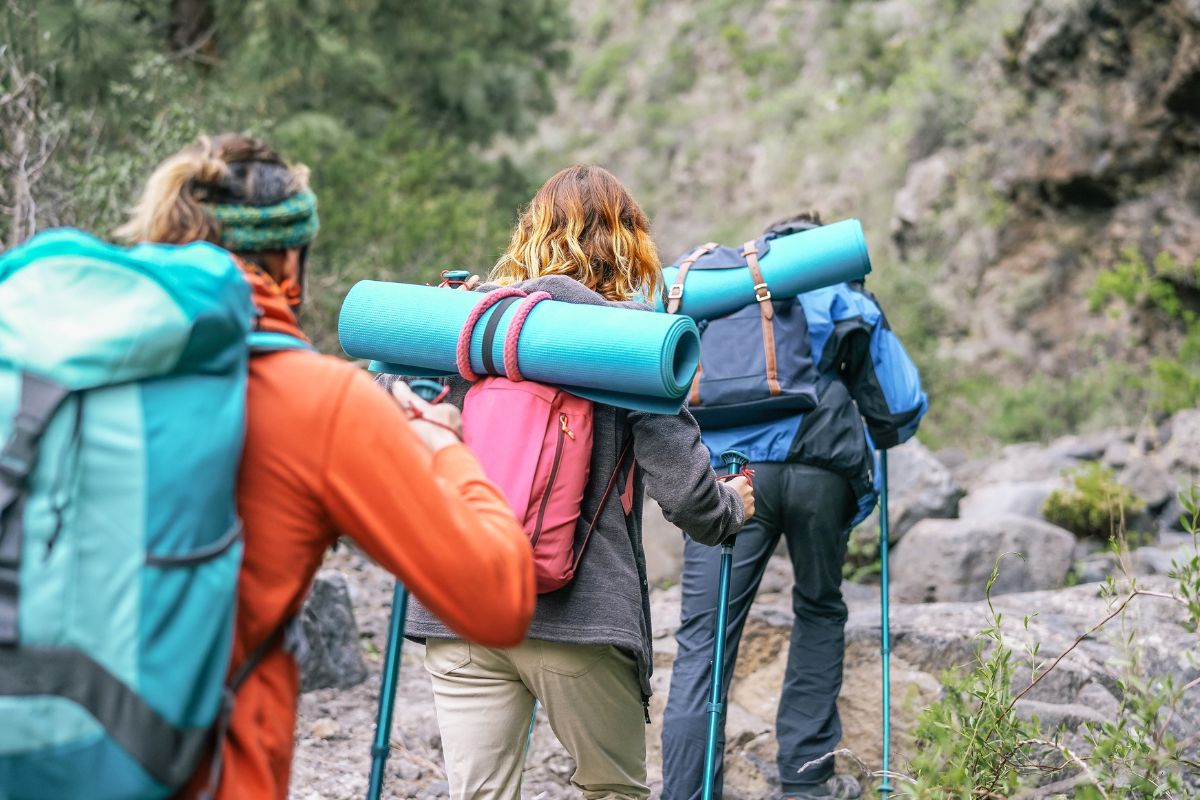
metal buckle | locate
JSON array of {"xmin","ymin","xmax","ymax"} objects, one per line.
[
  {"xmin": 667, "ymin": 285, "xmax": 684, "ymax": 300},
  {"xmin": 754, "ymin": 283, "xmax": 772, "ymax": 302}
]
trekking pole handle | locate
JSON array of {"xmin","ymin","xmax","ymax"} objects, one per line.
[
  {"xmin": 409, "ymin": 379, "xmax": 445, "ymax": 403},
  {"xmin": 720, "ymin": 449, "xmax": 749, "ymax": 477}
]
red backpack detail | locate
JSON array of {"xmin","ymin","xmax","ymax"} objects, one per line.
[{"xmin": 455, "ymin": 288, "xmax": 632, "ymax": 593}]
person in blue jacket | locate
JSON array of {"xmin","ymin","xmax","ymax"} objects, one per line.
[{"xmin": 660, "ymin": 210, "xmax": 927, "ymax": 800}]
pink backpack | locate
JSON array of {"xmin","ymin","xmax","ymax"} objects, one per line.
[{"xmin": 456, "ymin": 288, "xmax": 632, "ymax": 593}]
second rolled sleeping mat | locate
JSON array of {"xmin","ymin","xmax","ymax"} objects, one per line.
[
  {"xmin": 656, "ymin": 218, "xmax": 873, "ymax": 321},
  {"xmin": 339, "ymin": 281, "xmax": 701, "ymax": 414}
]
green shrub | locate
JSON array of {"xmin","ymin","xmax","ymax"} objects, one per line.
[
  {"xmin": 1091, "ymin": 248, "xmax": 1200, "ymax": 415},
  {"xmin": 903, "ymin": 486, "xmax": 1200, "ymax": 798},
  {"xmin": 1042, "ymin": 462, "xmax": 1144, "ymax": 539}
]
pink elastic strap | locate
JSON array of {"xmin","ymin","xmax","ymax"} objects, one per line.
[
  {"xmin": 456, "ymin": 287, "xmax": 527, "ymax": 381},
  {"xmin": 502, "ymin": 291, "xmax": 551, "ymax": 382}
]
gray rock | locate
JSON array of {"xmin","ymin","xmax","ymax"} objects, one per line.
[
  {"xmin": 1048, "ymin": 429, "xmax": 1131, "ymax": 462},
  {"xmin": 1016, "ymin": 699, "xmax": 1109, "ymax": 730},
  {"xmin": 1158, "ymin": 493, "xmax": 1188, "ymax": 533},
  {"xmin": 933, "ymin": 447, "xmax": 969, "ymax": 471},
  {"xmin": 974, "ymin": 443, "xmax": 1082, "ymax": 485},
  {"xmin": 876, "ymin": 438, "xmax": 964, "ymax": 540},
  {"xmin": 641, "ymin": 496, "xmax": 685, "ymax": 588},
  {"xmin": 890, "ymin": 515, "xmax": 1076, "ymax": 603},
  {"xmin": 1159, "ymin": 409, "xmax": 1200, "ymax": 487},
  {"xmin": 1074, "ymin": 552, "xmax": 1117, "ymax": 584},
  {"xmin": 1119, "ymin": 456, "xmax": 1174, "ymax": 511},
  {"xmin": 299, "ymin": 570, "xmax": 369, "ymax": 693},
  {"xmin": 1133, "ymin": 544, "xmax": 1195, "ymax": 577},
  {"xmin": 419, "ymin": 780, "xmax": 449, "ymax": 799},
  {"xmin": 959, "ymin": 479, "xmax": 1062, "ymax": 520}
]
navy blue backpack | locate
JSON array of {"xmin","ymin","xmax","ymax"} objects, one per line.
[{"xmin": 666, "ymin": 237, "xmax": 822, "ymax": 428}]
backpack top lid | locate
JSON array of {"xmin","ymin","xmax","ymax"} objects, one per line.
[
  {"xmin": 682, "ymin": 236, "xmax": 773, "ymax": 271},
  {"xmin": 0, "ymin": 228, "xmax": 255, "ymax": 389}
]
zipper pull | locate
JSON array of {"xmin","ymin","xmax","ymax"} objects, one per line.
[{"xmin": 559, "ymin": 414, "xmax": 575, "ymax": 440}]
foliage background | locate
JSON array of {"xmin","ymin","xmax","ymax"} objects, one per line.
[{"xmin": 2, "ymin": 0, "xmax": 1197, "ymax": 450}]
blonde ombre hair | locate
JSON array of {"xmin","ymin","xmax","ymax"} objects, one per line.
[
  {"xmin": 490, "ymin": 164, "xmax": 661, "ymax": 302},
  {"xmin": 115, "ymin": 133, "xmax": 310, "ymax": 246}
]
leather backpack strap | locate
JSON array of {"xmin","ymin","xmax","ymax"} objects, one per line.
[
  {"xmin": 665, "ymin": 242, "xmax": 718, "ymax": 314},
  {"xmin": 689, "ymin": 359, "xmax": 703, "ymax": 406},
  {"xmin": 741, "ymin": 240, "xmax": 781, "ymax": 397}
]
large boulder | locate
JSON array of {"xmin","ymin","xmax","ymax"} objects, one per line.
[
  {"xmin": 890, "ymin": 515, "xmax": 1076, "ymax": 603},
  {"xmin": 298, "ymin": 570, "xmax": 369, "ymax": 693},
  {"xmin": 1118, "ymin": 455, "xmax": 1176, "ymax": 512},
  {"xmin": 958, "ymin": 479, "xmax": 1063, "ymax": 520},
  {"xmin": 1159, "ymin": 409, "xmax": 1200, "ymax": 488},
  {"xmin": 642, "ymin": 496, "xmax": 685, "ymax": 588},
  {"xmin": 871, "ymin": 439, "xmax": 964, "ymax": 542},
  {"xmin": 973, "ymin": 442, "xmax": 1084, "ymax": 485}
]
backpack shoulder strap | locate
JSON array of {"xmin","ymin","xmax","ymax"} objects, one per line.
[
  {"xmin": 666, "ymin": 242, "xmax": 718, "ymax": 314},
  {"xmin": 199, "ymin": 615, "xmax": 299, "ymax": 800},
  {"xmin": 571, "ymin": 436, "xmax": 636, "ymax": 572},
  {"xmin": 0, "ymin": 372, "xmax": 71, "ymax": 645},
  {"xmin": 247, "ymin": 331, "xmax": 315, "ymax": 356},
  {"xmin": 741, "ymin": 240, "xmax": 781, "ymax": 398}
]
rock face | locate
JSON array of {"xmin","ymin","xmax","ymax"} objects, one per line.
[
  {"xmin": 1161, "ymin": 410, "xmax": 1200, "ymax": 489},
  {"xmin": 890, "ymin": 516, "xmax": 1075, "ymax": 603},
  {"xmin": 892, "ymin": 0, "xmax": 1200, "ymax": 392},
  {"xmin": 878, "ymin": 439, "xmax": 964, "ymax": 541},
  {"xmin": 298, "ymin": 570, "xmax": 369, "ymax": 693},
  {"xmin": 958, "ymin": 479, "xmax": 1062, "ymax": 520}
]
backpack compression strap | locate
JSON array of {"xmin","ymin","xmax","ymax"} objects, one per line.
[
  {"xmin": 741, "ymin": 240, "xmax": 781, "ymax": 398},
  {"xmin": 0, "ymin": 372, "xmax": 71, "ymax": 644},
  {"xmin": 665, "ymin": 242, "xmax": 718, "ymax": 315}
]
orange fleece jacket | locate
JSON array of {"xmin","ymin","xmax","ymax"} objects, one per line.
[{"xmin": 182, "ymin": 268, "xmax": 535, "ymax": 799}]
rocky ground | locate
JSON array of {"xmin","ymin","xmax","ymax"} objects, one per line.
[{"xmin": 289, "ymin": 409, "xmax": 1200, "ymax": 798}]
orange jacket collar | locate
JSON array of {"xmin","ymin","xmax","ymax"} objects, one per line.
[{"xmin": 235, "ymin": 257, "xmax": 311, "ymax": 342}]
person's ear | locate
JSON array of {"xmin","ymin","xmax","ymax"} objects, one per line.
[{"xmin": 277, "ymin": 248, "xmax": 304, "ymax": 309}]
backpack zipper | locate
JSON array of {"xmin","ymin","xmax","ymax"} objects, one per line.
[{"xmin": 531, "ymin": 414, "xmax": 570, "ymax": 547}]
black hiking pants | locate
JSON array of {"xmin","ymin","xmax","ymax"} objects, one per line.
[{"xmin": 661, "ymin": 462, "xmax": 855, "ymax": 799}]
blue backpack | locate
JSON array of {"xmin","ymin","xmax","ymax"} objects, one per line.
[{"xmin": 0, "ymin": 229, "xmax": 306, "ymax": 799}]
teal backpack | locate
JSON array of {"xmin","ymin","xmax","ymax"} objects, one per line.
[{"xmin": 0, "ymin": 229, "xmax": 307, "ymax": 799}]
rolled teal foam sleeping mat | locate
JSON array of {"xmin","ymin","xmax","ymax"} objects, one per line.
[
  {"xmin": 656, "ymin": 218, "xmax": 872, "ymax": 320},
  {"xmin": 339, "ymin": 281, "xmax": 701, "ymax": 414}
]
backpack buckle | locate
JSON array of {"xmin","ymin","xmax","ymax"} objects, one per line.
[
  {"xmin": 0, "ymin": 417, "xmax": 39, "ymax": 486},
  {"xmin": 753, "ymin": 283, "xmax": 772, "ymax": 302},
  {"xmin": 667, "ymin": 285, "xmax": 684, "ymax": 300}
]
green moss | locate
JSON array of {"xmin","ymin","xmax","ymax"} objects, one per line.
[{"xmin": 1042, "ymin": 463, "xmax": 1144, "ymax": 539}]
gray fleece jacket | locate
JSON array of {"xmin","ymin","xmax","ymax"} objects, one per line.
[{"xmin": 379, "ymin": 275, "xmax": 744, "ymax": 702}]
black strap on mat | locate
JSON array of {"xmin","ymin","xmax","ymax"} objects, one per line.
[
  {"xmin": 480, "ymin": 296, "xmax": 522, "ymax": 377},
  {"xmin": 0, "ymin": 371, "xmax": 71, "ymax": 645}
]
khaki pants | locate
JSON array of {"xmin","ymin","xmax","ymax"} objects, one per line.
[{"xmin": 424, "ymin": 638, "xmax": 650, "ymax": 800}]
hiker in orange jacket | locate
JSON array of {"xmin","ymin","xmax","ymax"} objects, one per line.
[{"xmin": 115, "ymin": 133, "xmax": 536, "ymax": 799}]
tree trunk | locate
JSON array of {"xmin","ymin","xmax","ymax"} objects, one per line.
[{"xmin": 167, "ymin": 0, "xmax": 217, "ymax": 59}]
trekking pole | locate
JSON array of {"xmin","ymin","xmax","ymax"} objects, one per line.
[
  {"xmin": 367, "ymin": 379, "xmax": 444, "ymax": 800},
  {"xmin": 877, "ymin": 449, "xmax": 894, "ymax": 798},
  {"xmin": 702, "ymin": 449, "xmax": 749, "ymax": 800}
]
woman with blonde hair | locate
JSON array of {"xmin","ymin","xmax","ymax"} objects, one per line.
[
  {"xmin": 117, "ymin": 133, "xmax": 536, "ymax": 799},
  {"xmin": 388, "ymin": 164, "xmax": 754, "ymax": 800}
]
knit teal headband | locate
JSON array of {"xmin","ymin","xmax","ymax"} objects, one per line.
[{"xmin": 206, "ymin": 188, "xmax": 319, "ymax": 252}]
